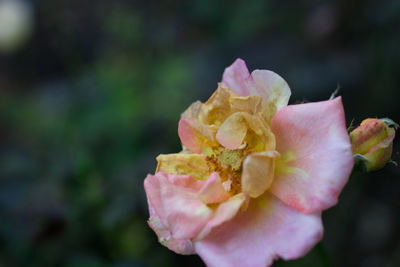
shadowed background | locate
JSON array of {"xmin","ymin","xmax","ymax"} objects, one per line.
[{"xmin": 0, "ymin": 0, "xmax": 399, "ymax": 266}]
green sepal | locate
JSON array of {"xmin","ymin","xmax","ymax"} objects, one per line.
[
  {"xmin": 353, "ymin": 154, "xmax": 370, "ymax": 172},
  {"xmin": 380, "ymin": 118, "xmax": 399, "ymax": 129},
  {"xmin": 347, "ymin": 119, "xmax": 355, "ymax": 134}
]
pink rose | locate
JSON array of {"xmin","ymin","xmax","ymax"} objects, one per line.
[{"xmin": 144, "ymin": 59, "xmax": 354, "ymax": 266}]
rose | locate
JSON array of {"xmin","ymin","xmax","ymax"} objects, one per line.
[
  {"xmin": 144, "ymin": 59, "xmax": 354, "ymax": 266},
  {"xmin": 350, "ymin": 118, "xmax": 396, "ymax": 171}
]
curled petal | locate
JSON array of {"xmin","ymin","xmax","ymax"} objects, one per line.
[
  {"xmin": 216, "ymin": 112, "xmax": 248, "ymax": 149},
  {"xmin": 216, "ymin": 112, "xmax": 275, "ymax": 150},
  {"xmin": 195, "ymin": 193, "xmax": 246, "ymax": 240},
  {"xmin": 178, "ymin": 118, "xmax": 217, "ymax": 153},
  {"xmin": 194, "ymin": 193, "xmax": 323, "ymax": 267},
  {"xmin": 144, "ymin": 172, "xmax": 213, "ymax": 240},
  {"xmin": 148, "ymin": 214, "xmax": 195, "ymax": 255},
  {"xmin": 199, "ymin": 172, "xmax": 230, "ymax": 204},
  {"xmin": 270, "ymin": 97, "xmax": 354, "ymax": 213},
  {"xmin": 242, "ymin": 151, "xmax": 280, "ymax": 198}
]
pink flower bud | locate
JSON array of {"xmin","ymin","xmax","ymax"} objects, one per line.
[{"xmin": 350, "ymin": 118, "xmax": 396, "ymax": 171}]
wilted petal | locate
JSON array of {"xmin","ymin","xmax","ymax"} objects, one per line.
[
  {"xmin": 178, "ymin": 118, "xmax": 217, "ymax": 153},
  {"xmin": 200, "ymin": 85, "xmax": 238, "ymax": 126},
  {"xmin": 194, "ymin": 193, "xmax": 323, "ymax": 267},
  {"xmin": 216, "ymin": 112, "xmax": 275, "ymax": 150},
  {"xmin": 144, "ymin": 172, "xmax": 213, "ymax": 240},
  {"xmin": 242, "ymin": 151, "xmax": 280, "ymax": 198},
  {"xmin": 156, "ymin": 153, "xmax": 210, "ymax": 181},
  {"xmin": 270, "ymin": 97, "xmax": 354, "ymax": 213},
  {"xmin": 230, "ymin": 95, "xmax": 263, "ymax": 114},
  {"xmin": 199, "ymin": 172, "xmax": 230, "ymax": 204},
  {"xmin": 182, "ymin": 100, "xmax": 203, "ymax": 119},
  {"xmin": 216, "ymin": 113, "xmax": 248, "ymax": 149}
]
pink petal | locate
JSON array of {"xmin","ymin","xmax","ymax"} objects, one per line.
[
  {"xmin": 199, "ymin": 172, "xmax": 230, "ymax": 204},
  {"xmin": 144, "ymin": 172, "xmax": 213, "ymax": 240},
  {"xmin": 251, "ymin": 70, "xmax": 291, "ymax": 121},
  {"xmin": 195, "ymin": 193, "xmax": 246, "ymax": 240},
  {"xmin": 270, "ymin": 97, "xmax": 354, "ymax": 214},
  {"xmin": 148, "ymin": 213, "xmax": 195, "ymax": 255},
  {"xmin": 194, "ymin": 193, "xmax": 323, "ymax": 267},
  {"xmin": 147, "ymin": 196, "xmax": 194, "ymax": 255},
  {"xmin": 221, "ymin": 59, "xmax": 291, "ymax": 120},
  {"xmin": 178, "ymin": 118, "xmax": 216, "ymax": 153},
  {"xmin": 221, "ymin": 58, "xmax": 251, "ymax": 96}
]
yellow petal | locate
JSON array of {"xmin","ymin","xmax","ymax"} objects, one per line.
[
  {"xmin": 241, "ymin": 151, "xmax": 280, "ymax": 198},
  {"xmin": 216, "ymin": 112, "xmax": 248, "ymax": 149},
  {"xmin": 156, "ymin": 153, "xmax": 210, "ymax": 180},
  {"xmin": 229, "ymin": 95, "xmax": 263, "ymax": 114}
]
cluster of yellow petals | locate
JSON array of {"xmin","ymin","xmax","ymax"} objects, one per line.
[{"xmin": 157, "ymin": 85, "xmax": 279, "ymax": 197}]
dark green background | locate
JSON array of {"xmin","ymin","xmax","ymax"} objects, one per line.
[{"xmin": 0, "ymin": 0, "xmax": 399, "ymax": 266}]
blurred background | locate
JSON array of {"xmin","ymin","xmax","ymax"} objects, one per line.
[{"xmin": 0, "ymin": 0, "xmax": 399, "ymax": 266}]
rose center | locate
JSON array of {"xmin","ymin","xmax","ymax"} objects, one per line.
[{"xmin": 205, "ymin": 145, "xmax": 250, "ymax": 195}]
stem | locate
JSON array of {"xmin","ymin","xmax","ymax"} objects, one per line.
[{"xmin": 316, "ymin": 242, "xmax": 332, "ymax": 267}]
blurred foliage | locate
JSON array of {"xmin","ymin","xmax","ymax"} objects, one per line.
[{"xmin": 0, "ymin": 0, "xmax": 399, "ymax": 266}]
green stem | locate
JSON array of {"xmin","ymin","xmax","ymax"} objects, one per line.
[{"xmin": 315, "ymin": 242, "xmax": 332, "ymax": 267}]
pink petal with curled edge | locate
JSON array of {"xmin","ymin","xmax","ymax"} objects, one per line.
[
  {"xmin": 195, "ymin": 193, "xmax": 246, "ymax": 241},
  {"xmin": 221, "ymin": 58, "xmax": 251, "ymax": 96},
  {"xmin": 147, "ymin": 203, "xmax": 195, "ymax": 255},
  {"xmin": 199, "ymin": 172, "xmax": 230, "ymax": 204},
  {"xmin": 178, "ymin": 118, "xmax": 216, "ymax": 153},
  {"xmin": 194, "ymin": 193, "xmax": 323, "ymax": 267},
  {"xmin": 144, "ymin": 172, "xmax": 213, "ymax": 240},
  {"xmin": 270, "ymin": 97, "xmax": 354, "ymax": 214}
]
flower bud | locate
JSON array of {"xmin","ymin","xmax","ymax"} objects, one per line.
[{"xmin": 350, "ymin": 118, "xmax": 396, "ymax": 171}]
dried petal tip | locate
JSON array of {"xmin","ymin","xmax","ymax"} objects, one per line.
[{"xmin": 350, "ymin": 118, "xmax": 396, "ymax": 171}]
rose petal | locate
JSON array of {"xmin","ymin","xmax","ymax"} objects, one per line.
[
  {"xmin": 178, "ymin": 118, "xmax": 217, "ymax": 154},
  {"xmin": 242, "ymin": 151, "xmax": 280, "ymax": 198},
  {"xmin": 199, "ymin": 172, "xmax": 230, "ymax": 204},
  {"xmin": 195, "ymin": 193, "xmax": 246, "ymax": 240},
  {"xmin": 181, "ymin": 100, "xmax": 203, "ymax": 119},
  {"xmin": 144, "ymin": 172, "xmax": 213, "ymax": 240},
  {"xmin": 148, "ymin": 213, "xmax": 195, "ymax": 255},
  {"xmin": 270, "ymin": 97, "xmax": 354, "ymax": 213},
  {"xmin": 221, "ymin": 58, "xmax": 251, "ymax": 96},
  {"xmin": 251, "ymin": 70, "xmax": 291, "ymax": 121},
  {"xmin": 216, "ymin": 112, "xmax": 248, "ymax": 149},
  {"xmin": 216, "ymin": 112, "xmax": 275, "ymax": 151},
  {"xmin": 156, "ymin": 153, "xmax": 210, "ymax": 181},
  {"xmin": 221, "ymin": 59, "xmax": 291, "ymax": 120},
  {"xmin": 194, "ymin": 193, "xmax": 323, "ymax": 267}
]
